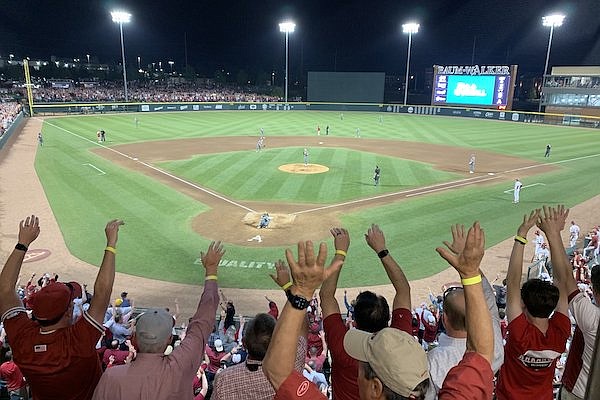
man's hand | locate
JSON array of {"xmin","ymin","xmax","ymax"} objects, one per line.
[
  {"xmin": 330, "ymin": 228, "xmax": 350, "ymax": 252},
  {"xmin": 436, "ymin": 222, "xmax": 485, "ymax": 279},
  {"xmin": 200, "ymin": 241, "xmax": 225, "ymax": 275},
  {"xmin": 442, "ymin": 224, "xmax": 467, "ymax": 255},
  {"xmin": 105, "ymin": 219, "xmax": 125, "ymax": 247},
  {"xmin": 536, "ymin": 205, "xmax": 569, "ymax": 236},
  {"xmin": 285, "ymin": 241, "xmax": 330, "ymax": 299},
  {"xmin": 364, "ymin": 224, "xmax": 386, "ymax": 253},
  {"xmin": 517, "ymin": 209, "xmax": 540, "ymax": 237},
  {"xmin": 19, "ymin": 215, "xmax": 41, "ymax": 246},
  {"xmin": 269, "ymin": 260, "xmax": 291, "ymax": 287}
]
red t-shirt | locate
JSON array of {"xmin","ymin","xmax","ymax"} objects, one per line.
[
  {"xmin": 322, "ymin": 308, "xmax": 412, "ymax": 400},
  {"xmin": 2, "ymin": 307, "xmax": 104, "ymax": 400},
  {"xmin": 496, "ymin": 312, "xmax": 571, "ymax": 400},
  {"xmin": 102, "ymin": 348, "xmax": 130, "ymax": 366},
  {"xmin": 205, "ymin": 345, "xmax": 227, "ymax": 373},
  {"xmin": 274, "ymin": 370, "xmax": 325, "ymax": 400},
  {"xmin": 0, "ymin": 360, "xmax": 26, "ymax": 391},
  {"xmin": 438, "ymin": 352, "xmax": 493, "ymax": 400}
]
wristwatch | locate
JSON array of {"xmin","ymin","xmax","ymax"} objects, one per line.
[
  {"xmin": 285, "ymin": 290, "xmax": 310, "ymax": 310},
  {"xmin": 377, "ymin": 249, "xmax": 389, "ymax": 259}
]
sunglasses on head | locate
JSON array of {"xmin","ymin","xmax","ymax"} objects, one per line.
[{"xmin": 442, "ymin": 286, "xmax": 464, "ymax": 301}]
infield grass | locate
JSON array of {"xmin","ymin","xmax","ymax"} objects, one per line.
[{"xmin": 34, "ymin": 111, "xmax": 600, "ymax": 288}]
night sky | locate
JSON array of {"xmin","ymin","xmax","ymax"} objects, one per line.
[{"xmin": 1, "ymin": 0, "xmax": 599, "ymax": 78}]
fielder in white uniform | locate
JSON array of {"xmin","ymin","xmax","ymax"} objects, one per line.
[
  {"xmin": 569, "ymin": 221, "xmax": 580, "ymax": 248},
  {"xmin": 513, "ymin": 179, "xmax": 522, "ymax": 203}
]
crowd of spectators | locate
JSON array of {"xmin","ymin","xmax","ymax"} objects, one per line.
[
  {"xmin": 0, "ymin": 206, "xmax": 599, "ymax": 400},
  {"xmin": 545, "ymin": 76, "xmax": 600, "ymax": 89},
  {"xmin": 10, "ymin": 81, "xmax": 281, "ymax": 103},
  {"xmin": 0, "ymin": 102, "xmax": 22, "ymax": 138}
]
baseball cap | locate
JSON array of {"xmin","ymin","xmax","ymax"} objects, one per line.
[
  {"xmin": 344, "ymin": 328, "xmax": 428, "ymax": 397},
  {"xmin": 30, "ymin": 282, "xmax": 73, "ymax": 321},
  {"xmin": 121, "ymin": 292, "xmax": 128, "ymax": 297},
  {"xmin": 66, "ymin": 282, "xmax": 82, "ymax": 299},
  {"xmin": 135, "ymin": 308, "xmax": 174, "ymax": 347},
  {"xmin": 214, "ymin": 339, "xmax": 224, "ymax": 352}
]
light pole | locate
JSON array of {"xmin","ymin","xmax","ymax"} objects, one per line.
[
  {"xmin": 279, "ymin": 20, "xmax": 296, "ymax": 104},
  {"xmin": 86, "ymin": 54, "xmax": 90, "ymax": 67},
  {"xmin": 111, "ymin": 10, "xmax": 131, "ymax": 101},
  {"xmin": 137, "ymin": 56, "xmax": 141, "ymax": 70},
  {"xmin": 168, "ymin": 61, "xmax": 175, "ymax": 73},
  {"xmin": 539, "ymin": 14, "xmax": 565, "ymax": 112},
  {"xmin": 402, "ymin": 22, "xmax": 419, "ymax": 106}
]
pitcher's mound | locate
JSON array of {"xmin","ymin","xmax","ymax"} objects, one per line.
[
  {"xmin": 279, "ymin": 163, "xmax": 329, "ymax": 174},
  {"xmin": 243, "ymin": 212, "xmax": 297, "ymax": 229}
]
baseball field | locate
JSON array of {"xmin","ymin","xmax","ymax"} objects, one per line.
[{"xmin": 34, "ymin": 110, "xmax": 600, "ymax": 289}]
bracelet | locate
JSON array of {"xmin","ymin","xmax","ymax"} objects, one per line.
[
  {"xmin": 105, "ymin": 246, "xmax": 117, "ymax": 254},
  {"xmin": 377, "ymin": 249, "xmax": 389, "ymax": 259},
  {"xmin": 461, "ymin": 275, "xmax": 482, "ymax": 286},
  {"xmin": 205, "ymin": 275, "xmax": 218, "ymax": 281},
  {"xmin": 15, "ymin": 243, "xmax": 28, "ymax": 252},
  {"xmin": 335, "ymin": 249, "xmax": 347, "ymax": 257},
  {"xmin": 281, "ymin": 281, "xmax": 293, "ymax": 290},
  {"xmin": 514, "ymin": 235, "xmax": 528, "ymax": 245}
]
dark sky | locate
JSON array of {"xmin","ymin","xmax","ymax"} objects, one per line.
[{"xmin": 1, "ymin": 0, "xmax": 599, "ymax": 78}]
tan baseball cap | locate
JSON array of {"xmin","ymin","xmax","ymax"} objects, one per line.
[{"xmin": 343, "ymin": 327, "xmax": 429, "ymax": 397}]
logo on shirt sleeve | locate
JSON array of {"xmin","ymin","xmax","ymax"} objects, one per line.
[
  {"xmin": 34, "ymin": 345, "xmax": 47, "ymax": 353},
  {"xmin": 296, "ymin": 380, "xmax": 310, "ymax": 397}
]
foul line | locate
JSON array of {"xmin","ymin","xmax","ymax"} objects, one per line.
[
  {"xmin": 503, "ymin": 182, "xmax": 545, "ymax": 193},
  {"xmin": 82, "ymin": 163, "xmax": 106, "ymax": 175},
  {"xmin": 42, "ymin": 119, "xmax": 256, "ymax": 213}
]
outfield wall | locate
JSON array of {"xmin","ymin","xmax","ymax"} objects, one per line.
[
  {"xmin": 0, "ymin": 112, "xmax": 25, "ymax": 150},
  {"xmin": 31, "ymin": 102, "xmax": 600, "ymax": 129}
]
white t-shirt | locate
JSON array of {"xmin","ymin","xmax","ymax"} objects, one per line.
[{"xmin": 570, "ymin": 224, "xmax": 580, "ymax": 239}]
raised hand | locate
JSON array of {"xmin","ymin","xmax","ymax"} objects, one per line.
[
  {"xmin": 536, "ymin": 205, "xmax": 569, "ymax": 236},
  {"xmin": 285, "ymin": 241, "xmax": 329, "ymax": 299},
  {"xmin": 269, "ymin": 259, "xmax": 291, "ymax": 287},
  {"xmin": 442, "ymin": 224, "xmax": 467, "ymax": 255},
  {"xmin": 105, "ymin": 219, "xmax": 125, "ymax": 247},
  {"xmin": 364, "ymin": 224, "xmax": 386, "ymax": 253},
  {"xmin": 515, "ymin": 209, "xmax": 540, "ymax": 238},
  {"xmin": 200, "ymin": 241, "xmax": 225, "ymax": 275},
  {"xmin": 330, "ymin": 228, "xmax": 350, "ymax": 252},
  {"xmin": 436, "ymin": 222, "xmax": 485, "ymax": 278},
  {"xmin": 19, "ymin": 215, "xmax": 41, "ymax": 246}
]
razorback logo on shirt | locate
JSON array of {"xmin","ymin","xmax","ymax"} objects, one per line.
[
  {"xmin": 518, "ymin": 349, "xmax": 561, "ymax": 369},
  {"xmin": 296, "ymin": 380, "xmax": 310, "ymax": 397}
]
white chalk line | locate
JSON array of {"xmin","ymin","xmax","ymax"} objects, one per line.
[
  {"xmin": 82, "ymin": 163, "xmax": 106, "ymax": 175},
  {"xmin": 41, "ymin": 119, "xmax": 256, "ymax": 213},
  {"xmin": 503, "ymin": 182, "xmax": 545, "ymax": 193}
]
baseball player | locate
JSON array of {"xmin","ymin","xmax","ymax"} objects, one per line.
[
  {"xmin": 303, "ymin": 148, "xmax": 309, "ymax": 166},
  {"xmin": 468, "ymin": 154, "xmax": 476, "ymax": 174},
  {"xmin": 513, "ymin": 178, "xmax": 522, "ymax": 203},
  {"xmin": 373, "ymin": 165, "xmax": 381, "ymax": 186}
]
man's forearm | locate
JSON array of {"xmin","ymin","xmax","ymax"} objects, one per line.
[
  {"xmin": 0, "ymin": 250, "xmax": 27, "ymax": 312},
  {"xmin": 464, "ymin": 283, "xmax": 493, "ymax": 364},
  {"xmin": 380, "ymin": 254, "xmax": 411, "ymax": 309},
  {"xmin": 92, "ymin": 251, "xmax": 116, "ymax": 313},
  {"xmin": 546, "ymin": 231, "xmax": 576, "ymax": 291}
]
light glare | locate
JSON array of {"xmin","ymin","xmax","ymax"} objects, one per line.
[
  {"xmin": 542, "ymin": 14, "xmax": 565, "ymax": 27},
  {"xmin": 111, "ymin": 11, "xmax": 132, "ymax": 24},
  {"xmin": 279, "ymin": 21, "xmax": 296, "ymax": 33},
  {"xmin": 402, "ymin": 23, "xmax": 420, "ymax": 34}
]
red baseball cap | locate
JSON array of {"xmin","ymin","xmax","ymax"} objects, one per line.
[{"xmin": 30, "ymin": 282, "xmax": 73, "ymax": 321}]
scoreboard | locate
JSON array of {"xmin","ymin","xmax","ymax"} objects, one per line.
[{"xmin": 431, "ymin": 65, "xmax": 518, "ymax": 110}]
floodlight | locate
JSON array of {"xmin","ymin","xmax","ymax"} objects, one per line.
[
  {"xmin": 542, "ymin": 14, "xmax": 565, "ymax": 27},
  {"xmin": 279, "ymin": 20, "xmax": 296, "ymax": 104},
  {"xmin": 111, "ymin": 11, "xmax": 132, "ymax": 24},
  {"xmin": 279, "ymin": 21, "xmax": 296, "ymax": 33},
  {"xmin": 402, "ymin": 23, "xmax": 420, "ymax": 34}
]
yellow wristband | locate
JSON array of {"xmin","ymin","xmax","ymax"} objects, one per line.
[
  {"xmin": 335, "ymin": 249, "xmax": 347, "ymax": 257},
  {"xmin": 461, "ymin": 275, "xmax": 482, "ymax": 286},
  {"xmin": 105, "ymin": 246, "xmax": 117, "ymax": 255},
  {"xmin": 281, "ymin": 281, "xmax": 293, "ymax": 290},
  {"xmin": 514, "ymin": 235, "xmax": 528, "ymax": 245},
  {"xmin": 205, "ymin": 275, "xmax": 218, "ymax": 281}
]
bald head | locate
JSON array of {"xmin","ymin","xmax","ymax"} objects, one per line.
[{"xmin": 443, "ymin": 289, "xmax": 466, "ymax": 333}]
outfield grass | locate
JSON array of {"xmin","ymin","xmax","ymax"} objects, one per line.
[{"xmin": 35, "ymin": 111, "xmax": 600, "ymax": 288}]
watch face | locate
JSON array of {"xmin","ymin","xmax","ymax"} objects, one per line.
[{"xmin": 287, "ymin": 290, "xmax": 310, "ymax": 310}]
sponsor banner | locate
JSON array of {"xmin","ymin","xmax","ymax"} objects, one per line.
[
  {"xmin": 141, "ymin": 105, "xmax": 150, "ymax": 112},
  {"xmin": 194, "ymin": 258, "xmax": 276, "ymax": 270}
]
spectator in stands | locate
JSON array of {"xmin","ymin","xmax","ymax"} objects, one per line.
[
  {"xmin": 492, "ymin": 274, "xmax": 508, "ymax": 310},
  {"xmin": 212, "ymin": 312, "xmax": 306, "ymax": 400},
  {"xmin": 264, "ymin": 295, "xmax": 279, "ymax": 319},
  {"xmin": 545, "ymin": 206, "xmax": 600, "ymax": 400},
  {"xmin": 92, "ymin": 241, "xmax": 223, "ymax": 400},
  {"xmin": 264, "ymin": 222, "xmax": 494, "ymax": 399},
  {"xmin": 305, "ymin": 331, "xmax": 328, "ymax": 372},
  {"xmin": 343, "ymin": 289, "xmax": 356, "ymax": 319},
  {"xmin": 425, "ymin": 223, "xmax": 505, "ymax": 400},
  {"xmin": 496, "ymin": 209, "xmax": 571, "ymax": 400},
  {"xmin": 220, "ymin": 290, "xmax": 236, "ymax": 330},
  {"xmin": 106, "ymin": 307, "xmax": 133, "ymax": 347},
  {"xmin": 318, "ymin": 225, "xmax": 417, "ymax": 400},
  {"xmin": 193, "ymin": 364, "xmax": 209, "ymax": 400},
  {"xmin": 0, "ymin": 216, "xmax": 123, "ymax": 400},
  {"xmin": 0, "ymin": 350, "xmax": 28, "ymax": 400},
  {"xmin": 583, "ymin": 229, "xmax": 598, "ymax": 259},
  {"xmin": 205, "ymin": 339, "xmax": 228, "ymax": 382},
  {"xmin": 120, "ymin": 292, "xmax": 131, "ymax": 307},
  {"xmin": 101, "ymin": 339, "xmax": 135, "ymax": 368}
]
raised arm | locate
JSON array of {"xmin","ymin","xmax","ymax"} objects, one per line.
[
  {"xmin": 536, "ymin": 205, "xmax": 571, "ymax": 315},
  {"xmin": 319, "ymin": 228, "xmax": 349, "ymax": 318},
  {"xmin": 88, "ymin": 220, "xmax": 124, "ymax": 324},
  {"xmin": 365, "ymin": 224, "xmax": 410, "ymax": 310},
  {"xmin": 437, "ymin": 222, "xmax": 492, "ymax": 363},
  {"xmin": 505, "ymin": 210, "xmax": 539, "ymax": 323},
  {"xmin": 0, "ymin": 215, "xmax": 40, "ymax": 316},
  {"xmin": 263, "ymin": 241, "xmax": 338, "ymax": 392}
]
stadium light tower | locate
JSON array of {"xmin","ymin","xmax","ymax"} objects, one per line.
[
  {"xmin": 539, "ymin": 14, "xmax": 565, "ymax": 112},
  {"xmin": 402, "ymin": 22, "xmax": 419, "ymax": 106},
  {"xmin": 279, "ymin": 20, "xmax": 296, "ymax": 105},
  {"xmin": 111, "ymin": 10, "xmax": 132, "ymax": 102}
]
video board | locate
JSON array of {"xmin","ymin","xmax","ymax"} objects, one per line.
[{"xmin": 431, "ymin": 65, "xmax": 517, "ymax": 110}]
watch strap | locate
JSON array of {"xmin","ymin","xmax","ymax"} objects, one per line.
[
  {"xmin": 377, "ymin": 249, "xmax": 389, "ymax": 259},
  {"xmin": 15, "ymin": 243, "xmax": 28, "ymax": 252}
]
